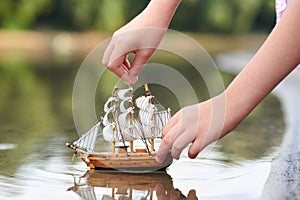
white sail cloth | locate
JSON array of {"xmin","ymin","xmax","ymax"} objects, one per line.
[
  {"xmin": 102, "ymin": 88, "xmax": 141, "ymax": 142},
  {"xmin": 79, "ymin": 87, "xmax": 171, "ymax": 145},
  {"xmin": 73, "ymin": 121, "xmax": 101, "ymax": 153},
  {"xmin": 136, "ymin": 96, "xmax": 171, "ymax": 139}
]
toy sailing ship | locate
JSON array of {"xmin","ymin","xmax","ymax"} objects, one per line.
[{"xmin": 66, "ymin": 84, "xmax": 173, "ymax": 172}]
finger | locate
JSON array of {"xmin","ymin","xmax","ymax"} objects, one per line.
[
  {"xmin": 121, "ymin": 73, "xmax": 138, "ymax": 86},
  {"xmin": 123, "ymin": 58, "xmax": 131, "ymax": 71},
  {"xmin": 127, "ymin": 68, "xmax": 142, "ymax": 85},
  {"xmin": 107, "ymin": 53, "xmax": 127, "ymax": 74},
  {"xmin": 188, "ymin": 139, "xmax": 204, "ymax": 159},
  {"xmin": 127, "ymin": 49, "xmax": 154, "ymax": 78},
  {"xmin": 120, "ymin": 59, "xmax": 136, "ymax": 85},
  {"xmin": 171, "ymin": 128, "xmax": 197, "ymax": 159},
  {"xmin": 162, "ymin": 112, "xmax": 180, "ymax": 138},
  {"xmin": 108, "ymin": 38, "xmax": 132, "ymax": 68},
  {"xmin": 156, "ymin": 140, "xmax": 172, "ymax": 164},
  {"xmin": 103, "ymin": 40, "xmax": 129, "ymax": 79},
  {"xmin": 156, "ymin": 122, "xmax": 182, "ymax": 163},
  {"xmin": 102, "ymin": 39, "xmax": 114, "ymax": 66},
  {"xmin": 106, "ymin": 37, "xmax": 133, "ymax": 78}
]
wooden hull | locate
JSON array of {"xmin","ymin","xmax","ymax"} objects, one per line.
[{"xmin": 79, "ymin": 151, "xmax": 173, "ymax": 172}]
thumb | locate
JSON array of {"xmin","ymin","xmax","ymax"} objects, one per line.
[{"xmin": 128, "ymin": 49, "xmax": 154, "ymax": 78}]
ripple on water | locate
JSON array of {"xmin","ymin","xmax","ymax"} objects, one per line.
[
  {"xmin": 16, "ymin": 154, "xmax": 87, "ymax": 184},
  {"xmin": 0, "ymin": 146, "xmax": 87, "ymax": 200}
]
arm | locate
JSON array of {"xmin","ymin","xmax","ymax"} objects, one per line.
[
  {"xmin": 102, "ymin": 0, "xmax": 182, "ymax": 85},
  {"xmin": 156, "ymin": 0, "xmax": 300, "ymax": 162},
  {"xmin": 225, "ymin": 0, "xmax": 300, "ymax": 131}
]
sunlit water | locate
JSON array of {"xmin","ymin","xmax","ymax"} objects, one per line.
[
  {"xmin": 0, "ymin": 102, "xmax": 283, "ymax": 200},
  {"xmin": 0, "ymin": 136, "xmax": 277, "ymax": 200},
  {"xmin": 0, "ymin": 49, "xmax": 284, "ymax": 199}
]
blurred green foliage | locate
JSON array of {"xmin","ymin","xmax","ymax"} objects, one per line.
[
  {"xmin": 171, "ymin": 0, "xmax": 275, "ymax": 33},
  {"xmin": 0, "ymin": 58, "xmax": 78, "ymax": 176},
  {"xmin": 0, "ymin": 0, "xmax": 275, "ymax": 33}
]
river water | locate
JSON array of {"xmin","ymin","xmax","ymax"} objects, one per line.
[{"xmin": 0, "ymin": 41, "xmax": 286, "ymax": 199}]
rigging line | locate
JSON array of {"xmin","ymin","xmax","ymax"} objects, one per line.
[
  {"xmin": 142, "ymin": 136, "xmax": 152, "ymax": 157},
  {"xmin": 77, "ymin": 118, "xmax": 103, "ymax": 142},
  {"xmin": 157, "ymin": 112, "xmax": 164, "ymax": 129},
  {"xmin": 135, "ymin": 116, "xmax": 152, "ymax": 157},
  {"xmin": 141, "ymin": 87, "xmax": 155, "ymax": 156},
  {"xmin": 151, "ymin": 95, "xmax": 164, "ymax": 107},
  {"xmin": 96, "ymin": 118, "xmax": 103, "ymax": 137},
  {"xmin": 115, "ymin": 109, "xmax": 130, "ymax": 158},
  {"xmin": 112, "ymin": 86, "xmax": 130, "ymax": 157}
]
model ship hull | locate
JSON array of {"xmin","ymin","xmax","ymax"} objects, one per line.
[{"xmin": 80, "ymin": 151, "xmax": 173, "ymax": 172}]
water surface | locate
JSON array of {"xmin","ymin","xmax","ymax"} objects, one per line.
[{"xmin": 0, "ymin": 50, "xmax": 284, "ymax": 199}]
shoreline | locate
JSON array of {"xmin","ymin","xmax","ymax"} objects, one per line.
[
  {"xmin": 262, "ymin": 70, "xmax": 300, "ymax": 200},
  {"xmin": 0, "ymin": 30, "xmax": 267, "ymax": 65}
]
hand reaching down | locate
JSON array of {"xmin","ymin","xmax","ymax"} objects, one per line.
[
  {"xmin": 156, "ymin": 94, "xmax": 233, "ymax": 163},
  {"xmin": 102, "ymin": 27, "xmax": 165, "ymax": 85},
  {"xmin": 102, "ymin": 0, "xmax": 181, "ymax": 85}
]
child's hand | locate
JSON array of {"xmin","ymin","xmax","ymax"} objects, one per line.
[
  {"xmin": 102, "ymin": 25, "xmax": 165, "ymax": 85},
  {"xmin": 156, "ymin": 95, "xmax": 229, "ymax": 163},
  {"xmin": 102, "ymin": 0, "xmax": 181, "ymax": 85}
]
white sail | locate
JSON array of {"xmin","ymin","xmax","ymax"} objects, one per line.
[
  {"xmin": 102, "ymin": 106, "xmax": 116, "ymax": 126},
  {"xmin": 117, "ymin": 88, "xmax": 132, "ymax": 100},
  {"xmin": 154, "ymin": 109, "xmax": 171, "ymax": 130},
  {"xmin": 139, "ymin": 110, "xmax": 155, "ymax": 126},
  {"xmin": 138, "ymin": 109, "xmax": 158, "ymax": 138},
  {"xmin": 135, "ymin": 96, "xmax": 157, "ymax": 112},
  {"xmin": 118, "ymin": 109, "xmax": 142, "ymax": 141},
  {"xmin": 142, "ymin": 126, "xmax": 160, "ymax": 138},
  {"xmin": 84, "ymin": 86, "xmax": 170, "ymax": 144},
  {"xmin": 136, "ymin": 96, "xmax": 171, "ymax": 138},
  {"xmin": 68, "ymin": 85, "xmax": 173, "ymax": 160},
  {"xmin": 104, "ymin": 97, "xmax": 117, "ymax": 112},
  {"xmin": 73, "ymin": 121, "xmax": 101, "ymax": 152},
  {"xmin": 119, "ymin": 96, "xmax": 132, "ymax": 113},
  {"xmin": 102, "ymin": 91, "xmax": 121, "ymax": 142},
  {"xmin": 102, "ymin": 124, "xmax": 121, "ymax": 142}
]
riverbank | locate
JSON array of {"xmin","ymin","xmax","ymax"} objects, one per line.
[
  {"xmin": 0, "ymin": 30, "xmax": 267, "ymax": 65},
  {"xmin": 262, "ymin": 70, "xmax": 300, "ymax": 200}
]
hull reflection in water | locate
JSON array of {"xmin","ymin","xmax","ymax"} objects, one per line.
[{"xmin": 68, "ymin": 170, "xmax": 198, "ymax": 200}]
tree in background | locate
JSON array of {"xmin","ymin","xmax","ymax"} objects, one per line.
[
  {"xmin": 171, "ymin": 0, "xmax": 275, "ymax": 33},
  {"xmin": 0, "ymin": 0, "xmax": 275, "ymax": 34},
  {"xmin": 0, "ymin": 0, "xmax": 51, "ymax": 29}
]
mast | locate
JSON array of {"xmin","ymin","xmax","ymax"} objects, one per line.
[
  {"xmin": 112, "ymin": 86, "xmax": 118, "ymax": 153},
  {"xmin": 144, "ymin": 84, "xmax": 155, "ymax": 152},
  {"xmin": 129, "ymin": 88, "xmax": 134, "ymax": 153}
]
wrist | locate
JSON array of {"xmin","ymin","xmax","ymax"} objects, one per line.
[
  {"xmin": 208, "ymin": 93, "xmax": 239, "ymax": 137},
  {"xmin": 145, "ymin": 0, "xmax": 181, "ymax": 27},
  {"xmin": 149, "ymin": 0, "xmax": 181, "ymax": 13},
  {"xmin": 222, "ymin": 85, "xmax": 254, "ymax": 135},
  {"xmin": 151, "ymin": 0, "xmax": 182, "ymax": 6}
]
